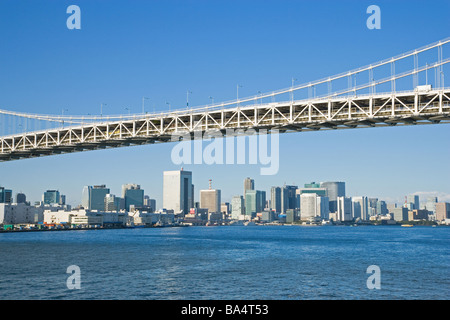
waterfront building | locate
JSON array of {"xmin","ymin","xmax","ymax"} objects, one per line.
[
  {"xmin": 105, "ymin": 194, "xmax": 118, "ymax": 211},
  {"xmin": 243, "ymin": 177, "xmax": 254, "ymax": 200},
  {"xmin": 0, "ymin": 187, "xmax": 12, "ymax": 204},
  {"xmin": 81, "ymin": 185, "xmax": 110, "ymax": 211},
  {"xmin": 298, "ymin": 182, "xmax": 327, "ymax": 197},
  {"xmin": 425, "ymin": 197, "xmax": 438, "ymax": 214},
  {"xmin": 221, "ymin": 202, "xmax": 230, "ymax": 216},
  {"xmin": 391, "ymin": 207, "xmax": 409, "ymax": 221},
  {"xmin": 407, "ymin": 194, "xmax": 420, "ymax": 210},
  {"xmin": 0, "ymin": 203, "xmax": 44, "ymax": 224},
  {"xmin": 435, "ymin": 202, "xmax": 450, "ymax": 221},
  {"xmin": 43, "ymin": 190, "xmax": 60, "ymax": 205},
  {"xmin": 352, "ymin": 196, "xmax": 369, "ymax": 220},
  {"xmin": 143, "ymin": 196, "xmax": 156, "ymax": 212},
  {"xmin": 281, "ymin": 185, "xmax": 297, "ymax": 213},
  {"xmin": 270, "ymin": 186, "xmax": 282, "ymax": 214},
  {"xmin": 15, "ymin": 193, "xmax": 27, "ymax": 204},
  {"xmin": 231, "ymin": 195, "xmax": 244, "ymax": 220},
  {"xmin": 300, "ymin": 193, "xmax": 329, "ymax": 220},
  {"xmin": 245, "ymin": 190, "xmax": 266, "ymax": 219},
  {"xmin": 122, "ymin": 184, "xmax": 144, "ymax": 211},
  {"xmin": 337, "ymin": 196, "xmax": 352, "ymax": 222},
  {"xmin": 200, "ymin": 189, "xmax": 221, "ymax": 214},
  {"xmin": 376, "ymin": 200, "xmax": 388, "ymax": 215},
  {"xmin": 43, "ymin": 209, "xmax": 128, "ymax": 226},
  {"xmin": 408, "ymin": 209, "xmax": 429, "ymax": 221},
  {"xmin": 368, "ymin": 198, "xmax": 378, "ymax": 215},
  {"xmin": 317, "ymin": 196, "xmax": 330, "ymax": 220},
  {"xmin": 300, "ymin": 193, "xmax": 317, "ymax": 220},
  {"xmin": 320, "ymin": 182, "xmax": 345, "ymax": 213},
  {"xmin": 163, "ymin": 169, "xmax": 193, "ymax": 215}
]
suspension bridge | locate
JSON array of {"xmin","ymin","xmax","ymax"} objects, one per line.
[{"xmin": 0, "ymin": 38, "xmax": 449, "ymax": 162}]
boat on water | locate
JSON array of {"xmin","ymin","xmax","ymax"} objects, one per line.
[
  {"xmin": 243, "ymin": 221, "xmax": 256, "ymax": 226},
  {"xmin": 401, "ymin": 224, "xmax": 414, "ymax": 227}
]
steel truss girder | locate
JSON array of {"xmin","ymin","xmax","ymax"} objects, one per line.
[{"xmin": 1, "ymin": 89, "xmax": 449, "ymax": 162}]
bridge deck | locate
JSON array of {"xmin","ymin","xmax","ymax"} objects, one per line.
[{"xmin": 1, "ymin": 89, "xmax": 449, "ymax": 162}]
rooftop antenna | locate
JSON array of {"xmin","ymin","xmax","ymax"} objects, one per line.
[{"xmin": 209, "ymin": 179, "xmax": 212, "ymax": 190}]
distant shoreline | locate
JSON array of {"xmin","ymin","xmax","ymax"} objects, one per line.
[{"xmin": 0, "ymin": 221, "xmax": 446, "ymax": 234}]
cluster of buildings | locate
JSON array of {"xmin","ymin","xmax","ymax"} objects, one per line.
[{"xmin": 1, "ymin": 170, "xmax": 450, "ymax": 230}]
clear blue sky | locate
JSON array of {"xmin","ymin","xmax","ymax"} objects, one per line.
[{"xmin": 0, "ymin": 0, "xmax": 449, "ymax": 207}]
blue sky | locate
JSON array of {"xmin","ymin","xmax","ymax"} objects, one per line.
[{"xmin": 0, "ymin": 0, "xmax": 449, "ymax": 207}]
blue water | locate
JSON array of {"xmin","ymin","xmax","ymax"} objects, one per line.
[{"xmin": 0, "ymin": 225, "xmax": 449, "ymax": 300}]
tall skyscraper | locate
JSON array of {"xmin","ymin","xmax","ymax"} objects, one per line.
[
  {"xmin": 352, "ymin": 196, "xmax": 369, "ymax": 220},
  {"xmin": 425, "ymin": 197, "xmax": 438, "ymax": 214},
  {"xmin": 82, "ymin": 185, "xmax": 110, "ymax": 211},
  {"xmin": 376, "ymin": 200, "xmax": 388, "ymax": 215},
  {"xmin": 163, "ymin": 169, "xmax": 193, "ymax": 215},
  {"xmin": 281, "ymin": 185, "xmax": 297, "ymax": 213},
  {"xmin": 320, "ymin": 181, "xmax": 345, "ymax": 213},
  {"xmin": 337, "ymin": 196, "xmax": 352, "ymax": 222},
  {"xmin": 300, "ymin": 193, "xmax": 317, "ymax": 220},
  {"xmin": 0, "ymin": 187, "xmax": 12, "ymax": 203},
  {"xmin": 43, "ymin": 190, "xmax": 60, "ymax": 205},
  {"xmin": 105, "ymin": 194, "xmax": 118, "ymax": 211},
  {"xmin": 231, "ymin": 195, "xmax": 245, "ymax": 220},
  {"xmin": 407, "ymin": 194, "xmax": 420, "ymax": 210},
  {"xmin": 122, "ymin": 183, "xmax": 144, "ymax": 211},
  {"xmin": 244, "ymin": 177, "xmax": 254, "ymax": 200},
  {"xmin": 144, "ymin": 196, "xmax": 156, "ymax": 212},
  {"xmin": 245, "ymin": 190, "xmax": 266, "ymax": 218},
  {"xmin": 299, "ymin": 193, "xmax": 329, "ymax": 220},
  {"xmin": 15, "ymin": 193, "xmax": 27, "ymax": 204},
  {"xmin": 200, "ymin": 189, "xmax": 221, "ymax": 214},
  {"xmin": 297, "ymin": 183, "xmax": 327, "ymax": 197},
  {"xmin": 317, "ymin": 196, "xmax": 330, "ymax": 220},
  {"xmin": 270, "ymin": 186, "xmax": 282, "ymax": 214},
  {"xmin": 435, "ymin": 202, "xmax": 450, "ymax": 221}
]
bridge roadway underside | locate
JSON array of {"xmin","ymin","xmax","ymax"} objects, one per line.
[{"xmin": 1, "ymin": 90, "xmax": 449, "ymax": 162}]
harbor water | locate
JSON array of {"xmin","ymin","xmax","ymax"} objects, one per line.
[{"xmin": 0, "ymin": 225, "xmax": 448, "ymax": 300}]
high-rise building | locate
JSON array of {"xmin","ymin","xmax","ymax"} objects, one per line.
[
  {"xmin": 298, "ymin": 182, "xmax": 327, "ymax": 196},
  {"xmin": 337, "ymin": 196, "xmax": 352, "ymax": 222},
  {"xmin": 245, "ymin": 190, "xmax": 266, "ymax": 218},
  {"xmin": 391, "ymin": 207, "xmax": 409, "ymax": 221},
  {"xmin": 244, "ymin": 177, "xmax": 254, "ymax": 200},
  {"xmin": 163, "ymin": 169, "xmax": 193, "ymax": 215},
  {"xmin": 200, "ymin": 189, "xmax": 221, "ymax": 214},
  {"xmin": 408, "ymin": 209, "xmax": 428, "ymax": 221},
  {"xmin": 43, "ymin": 190, "xmax": 60, "ymax": 205},
  {"xmin": 376, "ymin": 200, "xmax": 388, "ymax": 215},
  {"xmin": 300, "ymin": 193, "xmax": 329, "ymax": 220},
  {"xmin": 15, "ymin": 193, "xmax": 27, "ymax": 204},
  {"xmin": 105, "ymin": 194, "xmax": 118, "ymax": 211},
  {"xmin": 270, "ymin": 187, "xmax": 282, "ymax": 214},
  {"xmin": 82, "ymin": 185, "xmax": 110, "ymax": 211},
  {"xmin": 221, "ymin": 203, "xmax": 230, "ymax": 215},
  {"xmin": 281, "ymin": 185, "xmax": 297, "ymax": 213},
  {"xmin": 143, "ymin": 196, "xmax": 156, "ymax": 212},
  {"xmin": 0, "ymin": 187, "xmax": 12, "ymax": 204},
  {"xmin": 435, "ymin": 202, "xmax": 450, "ymax": 221},
  {"xmin": 352, "ymin": 196, "xmax": 369, "ymax": 220},
  {"xmin": 425, "ymin": 197, "xmax": 438, "ymax": 214},
  {"xmin": 122, "ymin": 184, "xmax": 144, "ymax": 211},
  {"xmin": 300, "ymin": 193, "xmax": 317, "ymax": 220},
  {"xmin": 231, "ymin": 195, "xmax": 245, "ymax": 220},
  {"xmin": 320, "ymin": 182, "xmax": 345, "ymax": 213},
  {"xmin": 407, "ymin": 194, "xmax": 420, "ymax": 210},
  {"xmin": 317, "ymin": 196, "xmax": 330, "ymax": 220}
]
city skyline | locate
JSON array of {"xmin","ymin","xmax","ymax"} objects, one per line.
[
  {"xmin": 0, "ymin": 170, "xmax": 447, "ymax": 212},
  {"xmin": 0, "ymin": 1, "xmax": 449, "ymax": 208}
]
